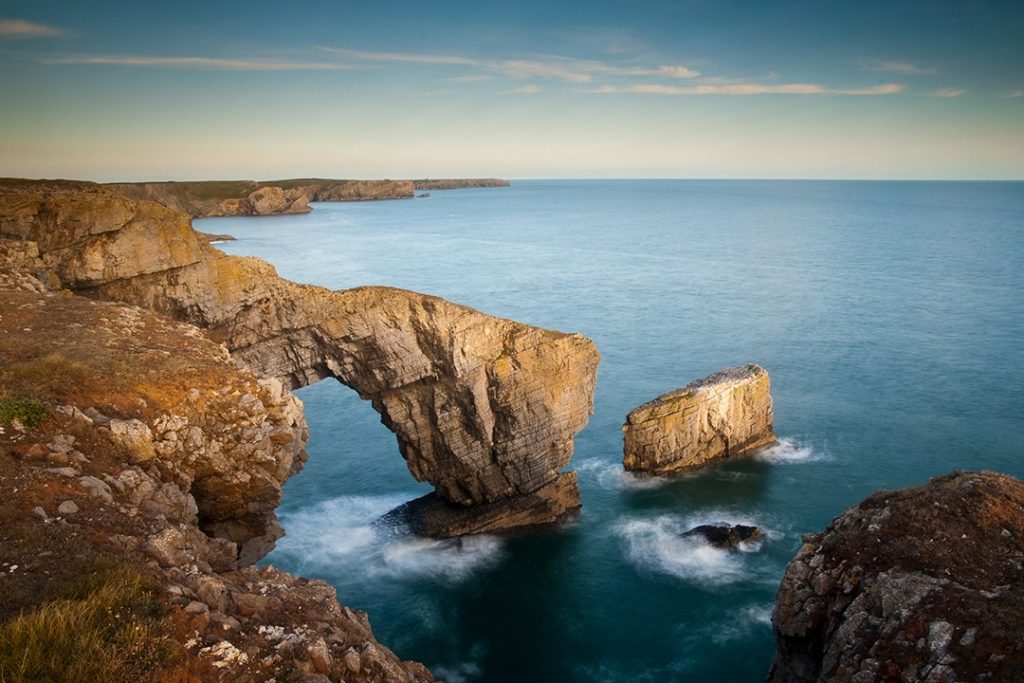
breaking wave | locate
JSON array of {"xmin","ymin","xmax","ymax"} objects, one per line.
[
  {"xmin": 271, "ymin": 493, "xmax": 503, "ymax": 583},
  {"xmin": 615, "ymin": 510, "xmax": 778, "ymax": 586},
  {"xmin": 755, "ymin": 437, "xmax": 827, "ymax": 464}
]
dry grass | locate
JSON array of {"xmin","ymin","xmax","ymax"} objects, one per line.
[{"xmin": 0, "ymin": 565, "xmax": 176, "ymax": 683}]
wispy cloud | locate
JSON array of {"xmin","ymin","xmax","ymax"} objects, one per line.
[
  {"xmin": 448, "ymin": 74, "xmax": 493, "ymax": 82},
  {"xmin": 40, "ymin": 55, "xmax": 359, "ymax": 71},
  {"xmin": 0, "ymin": 19, "xmax": 64, "ymax": 38},
  {"xmin": 860, "ymin": 58, "xmax": 934, "ymax": 75},
  {"xmin": 505, "ymin": 84, "xmax": 541, "ymax": 95},
  {"xmin": 319, "ymin": 46, "xmax": 699, "ymax": 82},
  {"xmin": 588, "ymin": 82, "xmax": 904, "ymax": 96},
  {"xmin": 1002, "ymin": 89, "xmax": 1024, "ymax": 98},
  {"xmin": 930, "ymin": 88, "xmax": 966, "ymax": 97}
]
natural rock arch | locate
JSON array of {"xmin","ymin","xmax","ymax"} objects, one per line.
[{"xmin": 0, "ymin": 183, "xmax": 600, "ymax": 537}]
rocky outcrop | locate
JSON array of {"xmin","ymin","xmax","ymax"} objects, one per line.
[
  {"xmin": 682, "ymin": 523, "xmax": 764, "ymax": 549},
  {"xmin": 0, "ymin": 181, "xmax": 600, "ymax": 536},
  {"xmin": 109, "ymin": 178, "xmax": 418, "ymax": 217},
  {"xmin": 413, "ymin": 178, "xmax": 510, "ymax": 190},
  {"xmin": 0, "ymin": 282, "xmax": 432, "ymax": 680},
  {"xmin": 622, "ymin": 364, "xmax": 775, "ymax": 473},
  {"xmin": 769, "ymin": 471, "xmax": 1024, "ymax": 683}
]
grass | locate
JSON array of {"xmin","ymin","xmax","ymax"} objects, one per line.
[
  {"xmin": 0, "ymin": 398, "xmax": 48, "ymax": 430},
  {"xmin": 0, "ymin": 352, "xmax": 90, "ymax": 403},
  {"xmin": 0, "ymin": 566, "xmax": 176, "ymax": 683}
]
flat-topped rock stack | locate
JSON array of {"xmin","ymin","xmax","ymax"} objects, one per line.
[{"xmin": 623, "ymin": 364, "xmax": 776, "ymax": 474}]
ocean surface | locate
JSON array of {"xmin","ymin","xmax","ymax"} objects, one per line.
[{"xmin": 199, "ymin": 180, "xmax": 1024, "ymax": 682}]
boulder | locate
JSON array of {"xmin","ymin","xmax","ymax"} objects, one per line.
[
  {"xmin": 769, "ymin": 471, "xmax": 1024, "ymax": 683},
  {"xmin": 682, "ymin": 523, "xmax": 763, "ymax": 549},
  {"xmin": 623, "ymin": 364, "xmax": 775, "ymax": 473}
]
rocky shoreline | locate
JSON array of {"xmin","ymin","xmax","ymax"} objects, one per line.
[
  {"xmin": 1, "ymin": 177, "xmax": 1018, "ymax": 682},
  {"xmin": 106, "ymin": 177, "xmax": 510, "ymax": 218}
]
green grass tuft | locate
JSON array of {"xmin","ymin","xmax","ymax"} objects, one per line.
[
  {"xmin": 0, "ymin": 398, "xmax": 48, "ymax": 430},
  {"xmin": 0, "ymin": 566, "xmax": 176, "ymax": 683}
]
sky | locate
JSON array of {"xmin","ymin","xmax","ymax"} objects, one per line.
[{"xmin": 0, "ymin": 0, "xmax": 1022, "ymax": 180}]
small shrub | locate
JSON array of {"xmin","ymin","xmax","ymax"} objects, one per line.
[
  {"xmin": 0, "ymin": 398, "xmax": 48, "ymax": 429},
  {"xmin": 0, "ymin": 566, "xmax": 176, "ymax": 682}
]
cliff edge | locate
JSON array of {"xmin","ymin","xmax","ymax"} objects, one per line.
[
  {"xmin": 0, "ymin": 181, "xmax": 600, "ymax": 537},
  {"xmin": 0, "ymin": 261, "xmax": 432, "ymax": 680},
  {"xmin": 770, "ymin": 471, "xmax": 1024, "ymax": 683}
]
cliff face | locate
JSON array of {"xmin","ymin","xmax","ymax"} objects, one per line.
[
  {"xmin": 0, "ymin": 276, "xmax": 432, "ymax": 680},
  {"xmin": 622, "ymin": 364, "xmax": 775, "ymax": 473},
  {"xmin": 0, "ymin": 182, "xmax": 599, "ymax": 537},
  {"xmin": 413, "ymin": 178, "xmax": 510, "ymax": 190},
  {"xmin": 770, "ymin": 471, "xmax": 1024, "ymax": 683},
  {"xmin": 109, "ymin": 179, "xmax": 419, "ymax": 217}
]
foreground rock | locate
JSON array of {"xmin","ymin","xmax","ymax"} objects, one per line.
[
  {"xmin": 682, "ymin": 523, "xmax": 764, "ymax": 549},
  {"xmin": 0, "ymin": 282, "xmax": 431, "ymax": 681},
  {"xmin": 623, "ymin": 364, "xmax": 775, "ymax": 473},
  {"xmin": 0, "ymin": 181, "xmax": 600, "ymax": 536},
  {"xmin": 770, "ymin": 471, "xmax": 1024, "ymax": 683}
]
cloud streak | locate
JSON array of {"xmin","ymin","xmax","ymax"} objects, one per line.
[
  {"xmin": 588, "ymin": 82, "xmax": 904, "ymax": 96},
  {"xmin": 860, "ymin": 59, "xmax": 934, "ymax": 75},
  {"xmin": 930, "ymin": 88, "xmax": 966, "ymax": 97},
  {"xmin": 0, "ymin": 19, "xmax": 64, "ymax": 38},
  {"xmin": 40, "ymin": 55, "xmax": 360, "ymax": 71},
  {"xmin": 320, "ymin": 46, "xmax": 699, "ymax": 82}
]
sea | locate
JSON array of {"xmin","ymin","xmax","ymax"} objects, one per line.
[{"xmin": 198, "ymin": 180, "xmax": 1024, "ymax": 682}]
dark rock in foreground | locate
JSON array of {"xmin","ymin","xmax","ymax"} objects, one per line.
[
  {"xmin": 769, "ymin": 471, "xmax": 1024, "ymax": 683},
  {"xmin": 682, "ymin": 523, "xmax": 764, "ymax": 549}
]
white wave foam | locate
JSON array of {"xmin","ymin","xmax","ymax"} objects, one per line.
[
  {"xmin": 272, "ymin": 493, "xmax": 503, "ymax": 583},
  {"xmin": 616, "ymin": 512, "xmax": 772, "ymax": 586},
  {"xmin": 711, "ymin": 603, "xmax": 774, "ymax": 644},
  {"xmin": 755, "ymin": 437, "xmax": 827, "ymax": 464},
  {"xmin": 377, "ymin": 535, "xmax": 503, "ymax": 581},
  {"xmin": 576, "ymin": 458, "xmax": 673, "ymax": 491}
]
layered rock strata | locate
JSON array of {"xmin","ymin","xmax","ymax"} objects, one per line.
[
  {"xmin": 0, "ymin": 279, "xmax": 432, "ymax": 680},
  {"xmin": 622, "ymin": 364, "xmax": 775, "ymax": 473},
  {"xmin": 770, "ymin": 471, "xmax": 1024, "ymax": 683},
  {"xmin": 0, "ymin": 182, "xmax": 599, "ymax": 537}
]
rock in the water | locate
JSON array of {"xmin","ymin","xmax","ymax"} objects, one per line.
[
  {"xmin": 0, "ymin": 182, "xmax": 600, "ymax": 537},
  {"xmin": 386, "ymin": 472, "xmax": 580, "ymax": 537},
  {"xmin": 769, "ymin": 471, "xmax": 1024, "ymax": 683},
  {"xmin": 682, "ymin": 523, "xmax": 763, "ymax": 549},
  {"xmin": 623, "ymin": 364, "xmax": 775, "ymax": 473}
]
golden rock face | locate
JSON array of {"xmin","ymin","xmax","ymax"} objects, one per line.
[
  {"xmin": 623, "ymin": 364, "xmax": 776, "ymax": 473},
  {"xmin": 0, "ymin": 181, "xmax": 600, "ymax": 536}
]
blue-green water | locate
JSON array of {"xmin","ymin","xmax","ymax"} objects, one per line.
[{"xmin": 200, "ymin": 180, "xmax": 1024, "ymax": 682}]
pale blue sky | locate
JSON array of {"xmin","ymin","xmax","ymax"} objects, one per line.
[{"xmin": 1, "ymin": 1, "xmax": 1022, "ymax": 180}]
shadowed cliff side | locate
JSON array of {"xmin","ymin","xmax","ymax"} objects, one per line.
[
  {"xmin": 0, "ymin": 181, "xmax": 599, "ymax": 539},
  {"xmin": 770, "ymin": 471, "xmax": 1024, "ymax": 683}
]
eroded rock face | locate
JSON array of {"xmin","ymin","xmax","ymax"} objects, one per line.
[
  {"xmin": 0, "ymin": 183, "xmax": 600, "ymax": 536},
  {"xmin": 623, "ymin": 364, "xmax": 775, "ymax": 473},
  {"xmin": 0, "ymin": 284, "xmax": 433, "ymax": 680},
  {"xmin": 769, "ymin": 471, "xmax": 1024, "ymax": 683}
]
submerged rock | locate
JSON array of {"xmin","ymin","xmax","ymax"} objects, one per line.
[
  {"xmin": 769, "ymin": 471, "xmax": 1024, "ymax": 683},
  {"xmin": 623, "ymin": 364, "xmax": 775, "ymax": 473},
  {"xmin": 682, "ymin": 523, "xmax": 763, "ymax": 549}
]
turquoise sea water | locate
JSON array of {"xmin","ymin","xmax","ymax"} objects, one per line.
[{"xmin": 200, "ymin": 180, "xmax": 1024, "ymax": 682}]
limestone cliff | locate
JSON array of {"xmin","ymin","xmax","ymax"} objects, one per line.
[
  {"xmin": 622, "ymin": 364, "xmax": 775, "ymax": 473},
  {"xmin": 769, "ymin": 471, "xmax": 1024, "ymax": 683},
  {"xmin": 0, "ymin": 278, "xmax": 432, "ymax": 680},
  {"xmin": 0, "ymin": 181, "xmax": 600, "ymax": 537},
  {"xmin": 413, "ymin": 178, "xmax": 511, "ymax": 190},
  {"xmin": 108, "ymin": 179, "xmax": 415, "ymax": 217}
]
